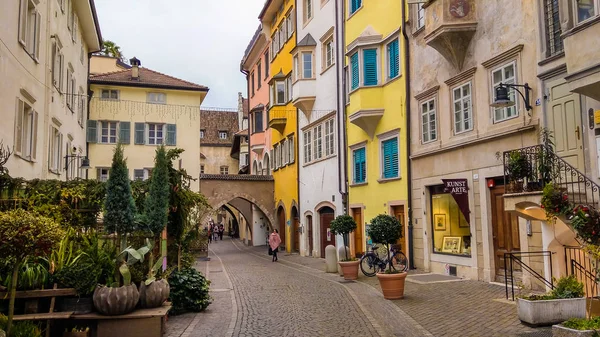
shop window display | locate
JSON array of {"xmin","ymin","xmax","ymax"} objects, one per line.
[{"xmin": 430, "ymin": 185, "xmax": 471, "ymax": 256}]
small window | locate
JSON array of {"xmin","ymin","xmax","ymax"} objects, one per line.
[
  {"xmin": 349, "ymin": 0, "xmax": 362, "ymax": 15},
  {"xmin": 100, "ymin": 121, "xmax": 118, "ymax": 144},
  {"xmin": 324, "ymin": 37, "xmax": 334, "ymax": 69},
  {"xmin": 416, "ymin": 3, "xmax": 425, "ymax": 29},
  {"xmin": 287, "ymin": 11, "xmax": 295, "ymax": 39},
  {"xmin": 148, "ymin": 123, "xmax": 164, "ymax": 145},
  {"xmin": 421, "ymin": 99, "xmax": 437, "ymax": 143},
  {"xmin": 77, "ymin": 87, "xmax": 85, "ymax": 127},
  {"xmin": 18, "ymin": 0, "xmax": 42, "ymax": 60},
  {"xmin": 254, "ymin": 111, "xmax": 264, "ymax": 133},
  {"xmin": 49, "ymin": 126, "xmax": 63, "ymax": 173},
  {"xmin": 305, "ymin": 0, "xmax": 313, "ymax": 22},
  {"xmin": 101, "ymin": 89, "xmax": 119, "ymax": 100},
  {"xmin": 304, "ymin": 130, "xmax": 312, "ymax": 164},
  {"xmin": 353, "ymin": 147, "xmax": 366, "ymax": 183},
  {"xmin": 575, "ymin": 0, "xmax": 597, "ymax": 23},
  {"xmin": 219, "ymin": 131, "xmax": 228, "ymax": 139},
  {"xmin": 274, "ymin": 80, "xmax": 286, "ymax": 105},
  {"xmin": 200, "ymin": 165, "xmax": 205, "ymax": 174},
  {"xmin": 257, "ymin": 61, "xmax": 262, "ymax": 89},
  {"xmin": 264, "ymin": 50, "xmax": 270, "ymax": 76},
  {"xmin": 14, "ymin": 99, "xmax": 38, "ymax": 161},
  {"xmin": 386, "ymin": 39, "xmax": 400, "ymax": 80},
  {"xmin": 288, "ymin": 135, "xmax": 295, "ymax": 164},
  {"xmin": 220, "ymin": 166, "xmax": 229, "ymax": 175},
  {"xmin": 133, "ymin": 169, "xmax": 145, "ymax": 181},
  {"xmin": 251, "ymin": 72, "xmax": 255, "ymax": 96},
  {"xmin": 491, "ymin": 62, "xmax": 518, "ymax": 123},
  {"xmin": 302, "ymin": 52, "xmax": 313, "ymax": 79},
  {"xmin": 453, "ymin": 82, "xmax": 473, "ymax": 134},
  {"xmin": 97, "ymin": 168, "xmax": 109, "ymax": 182},
  {"xmin": 52, "ymin": 40, "xmax": 64, "ymax": 90},
  {"xmin": 200, "ymin": 129, "xmax": 205, "ymax": 139},
  {"xmin": 147, "ymin": 92, "xmax": 166, "ymax": 104},
  {"xmin": 381, "ymin": 137, "xmax": 399, "ymax": 179}
]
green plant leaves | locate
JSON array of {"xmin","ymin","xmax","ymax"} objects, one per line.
[
  {"xmin": 119, "ymin": 263, "xmax": 131, "ymax": 286},
  {"xmin": 168, "ymin": 267, "xmax": 211, "ymax": 315}
]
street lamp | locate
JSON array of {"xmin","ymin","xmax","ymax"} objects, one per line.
[
  {"xmin": 64, "ymin": 154, "xmax": 90, "ymax": 180},
  {"xmin": 491, "ymin": 82, "xmax": 533, "ymax": 111}
]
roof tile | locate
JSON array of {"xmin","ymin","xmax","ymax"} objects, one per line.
[{"xmin": 90, "ymin": 67, "xmax": 208, "ymax": 91}]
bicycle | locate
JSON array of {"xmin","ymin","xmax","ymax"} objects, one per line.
[{"xmin": 359, "ymin": 244, "xmax": 408, "ymax": 277}]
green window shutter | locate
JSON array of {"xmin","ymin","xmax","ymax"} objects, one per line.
[
  {"xmin": 166, "ymin": 124, "xmax": 177, "ymax": 146},
  {"xmin": 119, "ymin": 122, "xmax": 130, "ymax": 144},
  {"xmin": 388, "ymin": 39, "xmax": 399, "ymax": 79},
  {"xmin": 351, "ymin": 53, "xmax": 359, "ymax": 90},
  {"xmin": 86, "ymin": 120, "xmax": 97, "ymax": 143},
  {"xmin": 382, "ymin": 138, "xmax": 399, "ymax": 179},
  {"xmin": 353, "ymin": 148, "xmax": 366, "ymax": 183},
  {"xmin": 351, "ymin": 0, "xmax": 361, "ymax": 14},
  {"xmin": 363, "ymin": 49, "xmax": 377, "ymax": 86},
  {"xmin": 134, "ymin": 123, "xmax": 145, "ymax": 145}
]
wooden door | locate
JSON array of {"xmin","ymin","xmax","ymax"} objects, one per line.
[
  {"xmin": 293, "ymin": 216, "xmax": 300, "ymax": 252},
  {"xmin": 547, "ymin": 79, "xmax": 585, "ymax": 170},
  {"xmin": 491, "ymin": 185, "xmax": 521, "ymax": 271},
  {"xmin": 307, "ymin": 215, "xmax": 313, "ymax": 256},
  {"xmin": 391, "ymin": 205, "xmax": 406, "ymax": 256},
  {"xmin": 277, "ymin": 207, "xmax": 286, "ymax": 250},
  {"xmin": 320, "ymin": 210, "xmax": 335, "ymax": 258},
  {"xmin": 352, "ymin": 207, "xmax": 364, "ymax": 257}
]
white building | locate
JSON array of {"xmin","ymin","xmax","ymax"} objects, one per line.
[
  {"xmin": 0, "ymin": 0, "xmax": 102, "ymax": 180},
  {"xmin": 293, "ymin": 0, "xmax": 345, "ymax": 257}
]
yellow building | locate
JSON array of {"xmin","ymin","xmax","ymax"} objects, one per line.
[
  {"xmin": 259, "ymin": 0, "xmax": 298, "ymax": 252},
  {"xmin": 87, "ymin": 57, "xmax": 208, "ymax": 191},
  {"xmin": 344, "ymin": 0, "xmax": 409, "ymax": 258}
]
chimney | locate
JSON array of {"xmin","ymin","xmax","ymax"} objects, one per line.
[{"xmin": 130, "ymin": 57, "xmax": 141, "ymax": 80}]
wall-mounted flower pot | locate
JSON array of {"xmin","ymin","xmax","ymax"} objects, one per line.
[
  {"xmin": 516, "ymin": 297, "xmax": 586, "ymax": 326},
  {"xmin": 139, "ymin": 279, "xmax": 170, "ymax": 308},
  {"xmin": 92, "ymin": 284, "xmax": 139, "ymax": 316},
  {"xmin": 552, "ymin": 324, "xmax": 596, "ymax": 337},
  {"xmin": 376, "ymin": 272, "xmax": 407, "ymax": 300},
  {"xmin": 338, "ymin": 261, "xmax": 360, "ymax": 280}
]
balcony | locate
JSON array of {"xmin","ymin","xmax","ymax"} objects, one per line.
[
  {"xmin": 563, "ymin": 16, "xmax": 600, "ymax": 101},
  {"xmin": 424, "ymin": 0, "xmax": 478, "ymax": 71},
  {"xmin": 292, "ymin": 79, "xmax": 316, "ymax": 119},
  {"xmin": 268, "ymin": 107, "xmax": 288, "ymax": 134}
]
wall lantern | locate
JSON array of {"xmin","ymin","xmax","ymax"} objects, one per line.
[
  {"xmin": 491, "ymin": 82, "xmax": 533, "ymax": 112},
  {"xmin": 487, "ymin": 179, "xmax": 495, "ymax": 188}
]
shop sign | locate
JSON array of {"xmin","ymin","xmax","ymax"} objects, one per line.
[{"xmin": 442, "ymin": 178, "xmax": 470, "ymax": 224}]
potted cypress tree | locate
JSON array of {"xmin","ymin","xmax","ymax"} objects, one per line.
[
  {"xmin": 139, "ymin": 146, "xmax": 170, "ymax": 308},
  {"xmin": 367, "ymin": 214, "xmax": 407, "ymax": 300},
  {"xmin": 330, "ymin": 215, "xmax": 359, "ymax": 280},
  {"xmin": 93, "ymin": 144, "xmax": 141, "ymax": 315}
]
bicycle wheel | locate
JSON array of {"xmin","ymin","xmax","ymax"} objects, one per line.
[
  {"xmin": 390, "ymin": 251, "xmax": 408, "ymax": 272},
  {"xmin": 360, "ymin": 253, "xmax": 378, "ymax": 277}
]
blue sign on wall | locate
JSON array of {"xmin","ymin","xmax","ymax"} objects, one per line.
[
  {"xmin": 286, "ymin": 220, "xmax": 290, "ymax": 226},
  {"xmin": 365, "ymin": 224, "xmax": 372, "ymax": 245}
]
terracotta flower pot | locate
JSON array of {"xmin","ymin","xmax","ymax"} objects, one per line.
[
  {"xmin": 139, "ymin": 279, "xmax": 170, "ymax": 308},
  {"xmin": 338, "ymin": 260, "xmax": 360, "ymax": 280},
  {"xmin": 92, "ymin": 284, "xmax": 139, "ymax": 316},
  {"xmin": 376, "ymin": 272, "xmax": 408, "ymax": 300}
]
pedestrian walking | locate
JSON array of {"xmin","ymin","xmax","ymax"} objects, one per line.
[
  {"xmin": 269, "ymin": 229, "xmax": 281, "ymax": 262},
  {"xmin": 207, "ymin": 225, "xmax": 212, "ymax": 244},
  {"xmin": 218, "ymin": 223, "xmax": 224, "ymax": 241},
  {"xmin": 212, "ymin": 224, "xmax": 219, "ymax": 242}
]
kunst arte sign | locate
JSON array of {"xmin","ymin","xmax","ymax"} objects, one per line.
[{"xmin": 442, "ymin": 179, "xmax": 470, "ymax": 224}]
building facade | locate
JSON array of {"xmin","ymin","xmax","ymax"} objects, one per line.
[
  {"xmin": 199, "ymin": 109, "xmax": 240, "ymax": 177},
  {"xmin": 1, "ymin": 0, "xmax": 101, "ymax": 180},
  {"xmin": 259, "ymin": 0, "xmax": 299, "ymax": 252},
  {"xmin": 344, "ymin": 0, "xmax": 409, "ymax": 259},
  {"xmin": 293, "ymin": 0, "xmax": 344, "ymax": 257},
  {"xmin": 88, "ymin": 58, "xmax": 208, "ymax": 191}
]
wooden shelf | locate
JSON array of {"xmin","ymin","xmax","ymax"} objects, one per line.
[
  {"xmin": 73, "ymin": 304, "xmax": 171, "ymax": 320},
  {"xmin": 0, "ymin": 288, "xmax": 77, "ymax": 299},
  {"xmin": 12, "ymin": 312, "xmax": 73, "ymax": 321}
]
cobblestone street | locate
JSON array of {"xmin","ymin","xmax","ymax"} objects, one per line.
[{"xmin": 166, "ymin": 238, "xmax": 553, "ymax": 337}]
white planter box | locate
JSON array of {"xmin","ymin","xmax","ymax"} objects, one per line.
[
  {"xmin": 517, "ymin": 297, "xmax": 586, "ymax": 326},
  {"xmin": 552, "ymin": 324, "xmax": 596, "ymax": 337}
]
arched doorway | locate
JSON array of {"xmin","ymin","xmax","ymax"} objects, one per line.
[
  {"xmin": 291, "ymin": 206, "xmax": 299, "ymax": 252},
  {"xmin": 307, "ymin": 215, "xmax": 313, "ymax": 257},
  {"xmin": 318, "ymin": 206, "xmax": 335, "ymax": 258},
  {"xmin": 258, "ymin": 162, "xmax": 263, "ymax": 175},
  {"xmin": 277, "ymin": 206, "xmax": 286, "ymax": 250},
  {"xmin": 263, "ymin": 154, "xmax": 270, "ymax": 175},
  {"xmin": 252, "ymin": 160, "xmax": 258, "ymax": 175}
]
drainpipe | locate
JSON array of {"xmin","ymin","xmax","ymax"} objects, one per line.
[
  {"xmin": 335, "ymin": 0, "xmax": 348, "ymax": 214},
  {"xmin": 86, "ymin": 53, "xmax": 94, "ymax": 180},
  {"xmin": 401, "ymin": 1, "xmax": 415, "ymax": 270}
]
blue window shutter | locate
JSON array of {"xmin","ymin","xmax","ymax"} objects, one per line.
[
  {"xmin": 119, "ymin": 122, "xmax": 130, "ymax": 144},
  {"xmin": 351, "ymin": 53, "xmax": 359, "ymax": 90},
  {"xmin": 382, "ymin": 138, "xmax": 399, "ymax": 178},
  {"xmin": 363, "ymin": 49, "xmax": 377, "ymax": 86},
  {"xmin": 166, "ymin": 124, "xmax": 177, "ymax": 145},
  {"xmin": 351, "ymin": 0, "xmax": 362, "ymax": 14},
  {"xmin": 134, "ymin": 122, "xmax": 145, "ymax": 145},
  {"xmin": 354, "ymin": 148, "xmax": 366, "ymax": 183},
  {"xmin": 86, "ymin": 120, "xmax": 97, "ymax": 143},
  {"xmin": 388, "ymin": 39, "xmax": 399, "ymax": 79}
]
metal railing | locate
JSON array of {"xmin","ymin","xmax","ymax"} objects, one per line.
[
  {"xmin": 504, "ymin": 251, "xmax": 554, "ymax": 301},
  {"xmin": 565, "ymin": 245, "xmax": 599, "ymax": 297},
  {"xmin": 503, "ymin": 145, "xmax": 600, "ymax": 206}
]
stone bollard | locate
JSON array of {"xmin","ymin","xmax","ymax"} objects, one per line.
[
  {"xmin": 337, "ymin": 246, "xmax": 350, "ymax": 275},
  {"xmin": 325, "ymin": 245, "xmax": 338, "ymax": 273}
]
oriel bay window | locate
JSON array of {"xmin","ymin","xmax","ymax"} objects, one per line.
[
  {"xmin": 349, "ymin": 48, "xmax": 379, "ymax": 90},
  {"xmin": 270, "ymin": 77, "xmax": 290, "ymax": 105},
  {"xmin": 430, "ymin": 182, "xmax": 471, "ymax": 257}
]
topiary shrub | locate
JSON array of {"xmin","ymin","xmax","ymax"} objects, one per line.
[
  {"xmin": 53, "ymin": 256, "xmax": 101, "ymax": 296},
  {"xmin": 168, "ymin": 267, "xmax": 211, "ymax": 315},
  {"xmin": 366, "ymin": 214, "xmax": 402, "ymax": 273},
  {"xmin": 330, "ymin": 215, "xmax": 357, "ymax": 261}
]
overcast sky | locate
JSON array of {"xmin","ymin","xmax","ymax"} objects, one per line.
[{"xmin": 94, "ymin": 0, "xmax": 265, "ymax": 109}]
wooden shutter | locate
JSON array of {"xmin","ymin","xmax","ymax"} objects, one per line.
[
  {"xmin": 388, "ymin": 39, "xmax": 399, "ymax": 78},
  {"xmin": 351, "ymin": 53, "xmax": 359, "ymax": 90},
  {"xmin": 119, "ymin": 122, "xmax": 130, "ymax": 144},
  {"xmin": 31, "ymin": 110, "xmax": 38, "ymax": 160},
  {"xmin": 382, "ymin": 139, "xmax": 398, "ymax": 179},
  {"xmin": 14, "ymin": 99, "xmax": 24, "ymax": 156},
  {"xmin": 289, "ymin": 137, "xmax": 294, "ymax": 164},
  {"xmin": 58, "ymin": 132, "xmax": 63, "ymax": 172},
  {"xmin": 354, "ymin": 148, "xmax": 366, "ymax": 183},
  {"xmin": 363, "ymin": 49, "xmax": 377, "ymax": 86},
  {"xmin": 166, "ymin": 124, "xmax": 177, "ymax": 145},
  {"xmin": 34, "ymin": 12, "xmax": 41, "ymax": 60},
  {"xmin": 86, "ymin": 120, "xmax": 97, "ymax": 143},
  {"xmin": 72, "ymin": 16, "xmax": 77, "ymax": 42},
  {"xmin": 134, "ymin": 123, "xmax": 145, "ymax": 144},
  {"xmin": 18, "ymin": 0, "xmax": 27, "ymax": 45}
]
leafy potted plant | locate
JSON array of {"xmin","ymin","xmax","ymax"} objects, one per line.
[
  {"xmin": 0, "ymin": 209, "xmax": 63, "ymax": 335},
  {"xmin": 330, "ymin": 215, "xmax": 359, "ymax": 280},
  {"xmin": 168, "ymin": 267, "xmax": 211, "ymax": 315},
  {"xmin": 139, "ymin": 146, "xmax": 170, "ymax": 308},
  {"xmin": 540, "ymin": 183, "xmax": 571, "ymax": 222},
  {"xmin": 366, "ymin": 214, "xmax": 406, "ymax": 300},
  {"xmin": 507, "ymin": 150, "xmax": 531, "ymax": 192},
  {"xmin": 552, "ymin": 317, "xmax": 600, "ymax": 337},
  {"xmin": 517, "ymin": 275, "xmax": 585, "ymax": 326}
]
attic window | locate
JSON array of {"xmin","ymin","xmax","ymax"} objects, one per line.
[{"xmin": 219, "ymin": 131, "xmax": 228, "ymax": 139}]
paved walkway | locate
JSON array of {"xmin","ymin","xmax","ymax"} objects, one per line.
[{"xmin": 167, "ymin": 238, "xmax": 552, "ymax": 337}]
